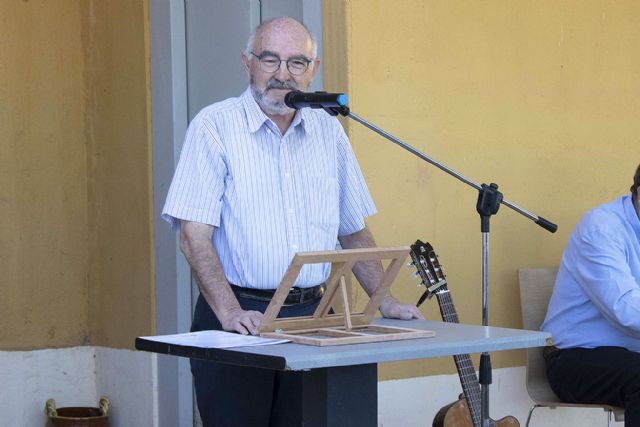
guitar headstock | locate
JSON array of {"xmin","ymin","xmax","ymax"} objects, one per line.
[{"xmin": 409, "ymin": 240, "xmax": 448, "ymax": 306}]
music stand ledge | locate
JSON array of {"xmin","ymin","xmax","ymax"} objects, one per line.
[{"xmin": 259, "ymin": 246, "xmax": 435, "ymax": 346}]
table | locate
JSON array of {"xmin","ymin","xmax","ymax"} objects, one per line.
[{"xmin": 136, "ymin": 318, "xmax": 550, "ymax": 426}]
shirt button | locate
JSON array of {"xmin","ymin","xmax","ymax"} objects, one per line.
[{"xmin": 291, "ymin": 244, "xmax": 298, "ymax": 250}]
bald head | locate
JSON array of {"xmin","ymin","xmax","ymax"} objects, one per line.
[{"xmin": 245, "ymin": 17, "xmax": 317, "ymax": 59}]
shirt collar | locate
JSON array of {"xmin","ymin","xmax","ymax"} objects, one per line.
[
  {"xmin": 241, "ymin": 87, "xmax": 311, "ymax": 136},
  {"xmin": 241, "ymin": 87, "xmax": 269, "ymax": 133},
  {"xmin": 290, "ymin": 107, "xmax": 312, "ymax": 135}
]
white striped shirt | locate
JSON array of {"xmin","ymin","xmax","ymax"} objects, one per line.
[{"xmin": 162, "ymin": 87, "xmax": 376, "ymax": 289}]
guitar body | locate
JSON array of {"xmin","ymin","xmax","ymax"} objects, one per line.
[{"xmin": 432, "ymin": 395, "xmax": 520, "ymax": 427}]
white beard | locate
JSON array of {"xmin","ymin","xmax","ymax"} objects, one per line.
[{"xmin": 250, "ymin": 77, "xmax": 298, "ymax": 116}]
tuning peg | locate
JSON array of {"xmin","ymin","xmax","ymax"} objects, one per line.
[
  {"xmin": 412, "ymin": 271, "xmax": 420, "ymax": 279},
  {"xmin": 406, "ymin": 261, "xmax": 415, "ymax": 268},
  {"xmin": 417, "ymin": 281, "xmax": 424, "ymax": 288}
]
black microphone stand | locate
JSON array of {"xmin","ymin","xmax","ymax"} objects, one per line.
[{"xmin": 323, "ymin": 104, "xmax": 557, "ymax": 427}]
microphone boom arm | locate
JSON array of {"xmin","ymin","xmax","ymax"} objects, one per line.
[{"xmin": 328, "ymin": 106, "xmax": 557, "ymax": 233}]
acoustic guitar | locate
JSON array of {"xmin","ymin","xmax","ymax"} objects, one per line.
[{"xmin": 410, "ymin": 240, "xmax": 519, "ymax": 427}]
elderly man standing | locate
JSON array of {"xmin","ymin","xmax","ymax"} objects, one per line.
[
  {"xmin": 162, "ymin": 17, "xmax": 422, "ymax": 426},
  {"xmin": 542, "ymin": 163, "xmax": 640, "ymax": 426}
]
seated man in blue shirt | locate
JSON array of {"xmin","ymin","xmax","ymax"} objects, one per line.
[
  {"xmin": 542, "ymin": 163, "xmax": 640, "ymax": 425},
  {"xmin": 162, "ymin": 16, "xmax": 423, "ymax": 427}
]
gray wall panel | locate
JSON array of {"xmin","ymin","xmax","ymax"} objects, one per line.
[{"xmin": 186, "ymin": 0, "xmax": 260, "ymax": 119}]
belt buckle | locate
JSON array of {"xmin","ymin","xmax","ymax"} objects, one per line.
[
  {"xmin": 298, "ymin": 288, "xmax": 307, "ymax": 304},
  {"xmin": 285, "ymin": 287, "xmax": 301, "ymax": 305},
  {"xmin": 285, "ymin": 286, "xmax": 321, "ymax": 305}
]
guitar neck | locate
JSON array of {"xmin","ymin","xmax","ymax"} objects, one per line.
[{"xmin": 435, "ymin": 289, "xmax": 483, "ymax": 427}]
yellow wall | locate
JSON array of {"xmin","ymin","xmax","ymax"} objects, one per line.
[
  {"xmin": 325, "ymin": 0, "xmax": 640, "ymax": 380},
  {"xmin": 1, "ymin": 1, "xmax": 88, "ymax": 349},
  {"xmin": 1, "ymin": 0, "xmax": 152, "ymax": 350},
  {"xmin": 81, "ymin": 0, "xmax": 154, "ymax": 349},
  {"xmin": 3, "ymin": 0, "xmax": 638, "ymax": 381}
]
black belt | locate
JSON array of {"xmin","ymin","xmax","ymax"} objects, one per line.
[{"xmin": 230, "ymin": 283, "xmax": 325, "ymax": 306}]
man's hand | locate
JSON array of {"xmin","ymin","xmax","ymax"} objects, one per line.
[
  {"xmin": 180, "ymin": 220, "xmax": 265, "ymax": 335},
  {"xmin": 219, "ymin": 307, "xmax": 264, "ymax": 335},
  {"xmin": 379, "ymin": 296, "xmax": 424, "ymax": 320}
]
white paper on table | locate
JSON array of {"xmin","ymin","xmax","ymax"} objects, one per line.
[{"xmin": 139, "ymin": 330, "xmax": 290, "ymax": 349}]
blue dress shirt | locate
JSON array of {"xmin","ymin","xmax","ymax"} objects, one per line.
[
  {"xmin": 162, "ymin": 88, "xmax": 377, "ymax": 289},
  {"xmin": 541, "ymin": 195, "xmax": 640, "ymax": 350}
]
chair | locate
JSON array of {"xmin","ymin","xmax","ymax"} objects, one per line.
[{"xmin": 518, "ymin": 267, "xmax": 625, "ymax": 427}]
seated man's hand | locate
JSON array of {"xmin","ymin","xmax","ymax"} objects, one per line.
[
  {"xmin": 379, "ymin": 296, "xmax": 424, "ymax": 320},
  {"xmin": 219, "ymin": 307, "xmax": 264, "ymax": 335}
]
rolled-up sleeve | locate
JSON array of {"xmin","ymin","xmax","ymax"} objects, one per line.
[
  {"xmin": 335, "ymin": 130, "xmax": 377, "ymax": 236},
  {"xmin": 162, "ymin": 117, "xmax": 227, "ymax": 231}
]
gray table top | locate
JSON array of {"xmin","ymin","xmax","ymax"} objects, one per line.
[{"xmin": 136, "ymin": 318, "xmax": 550, "ymax": 371}]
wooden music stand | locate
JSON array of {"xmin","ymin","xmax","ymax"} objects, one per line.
[{"xmin": 259, "ymin": 246, "xmax": 435, "ymax": 346}]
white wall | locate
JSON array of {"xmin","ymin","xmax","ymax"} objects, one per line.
[
  {"xmin": 0, "ymin": 349, "xmax": 622, "ymax": 427},
  {"xmin": 379, "ymin": 366, "xmax": 623, "ymax": 427},
  {"xmin": 0, "ymin": 347, "xmax": 156, "ymax": 427}
]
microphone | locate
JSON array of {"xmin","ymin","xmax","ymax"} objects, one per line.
[{"xmin": 284, "ymin": 90, "xmax": 348, "ymax": 110}]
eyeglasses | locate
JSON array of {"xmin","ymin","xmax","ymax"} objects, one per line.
[{"xmin": 250, "ymin": 51, "xmax": 313, "ymax": 75}]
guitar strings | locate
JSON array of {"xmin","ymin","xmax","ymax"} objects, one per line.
[{"xmin": 436, "ymin": 285, "xmax": 483, "ymax": 427}]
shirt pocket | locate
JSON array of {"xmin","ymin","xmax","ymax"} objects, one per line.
[{"xmin": 306, "ymin": 175, "xmax": 340, "ymax": 235}]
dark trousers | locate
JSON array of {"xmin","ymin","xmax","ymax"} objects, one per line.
[
  {"xmin": 191, "ymin": 292, "xmax": 322, "ymax": 427},
  {"xmin": 545, "ymin": 346, "xmax": 640, "ymax": 427}
]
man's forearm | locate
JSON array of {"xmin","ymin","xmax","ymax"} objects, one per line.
[
  {"xmin": 179, "ymin": 220, "xmax": 241, "ymax": 319},
  {"xmin": 338, "ymin": 227, "xmax": 390, "ymax": 298}
]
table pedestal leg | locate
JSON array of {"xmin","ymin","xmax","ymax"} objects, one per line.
[{"xmin": 300, "ymin": 363, "xmax": 377, "ymax": 427}]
